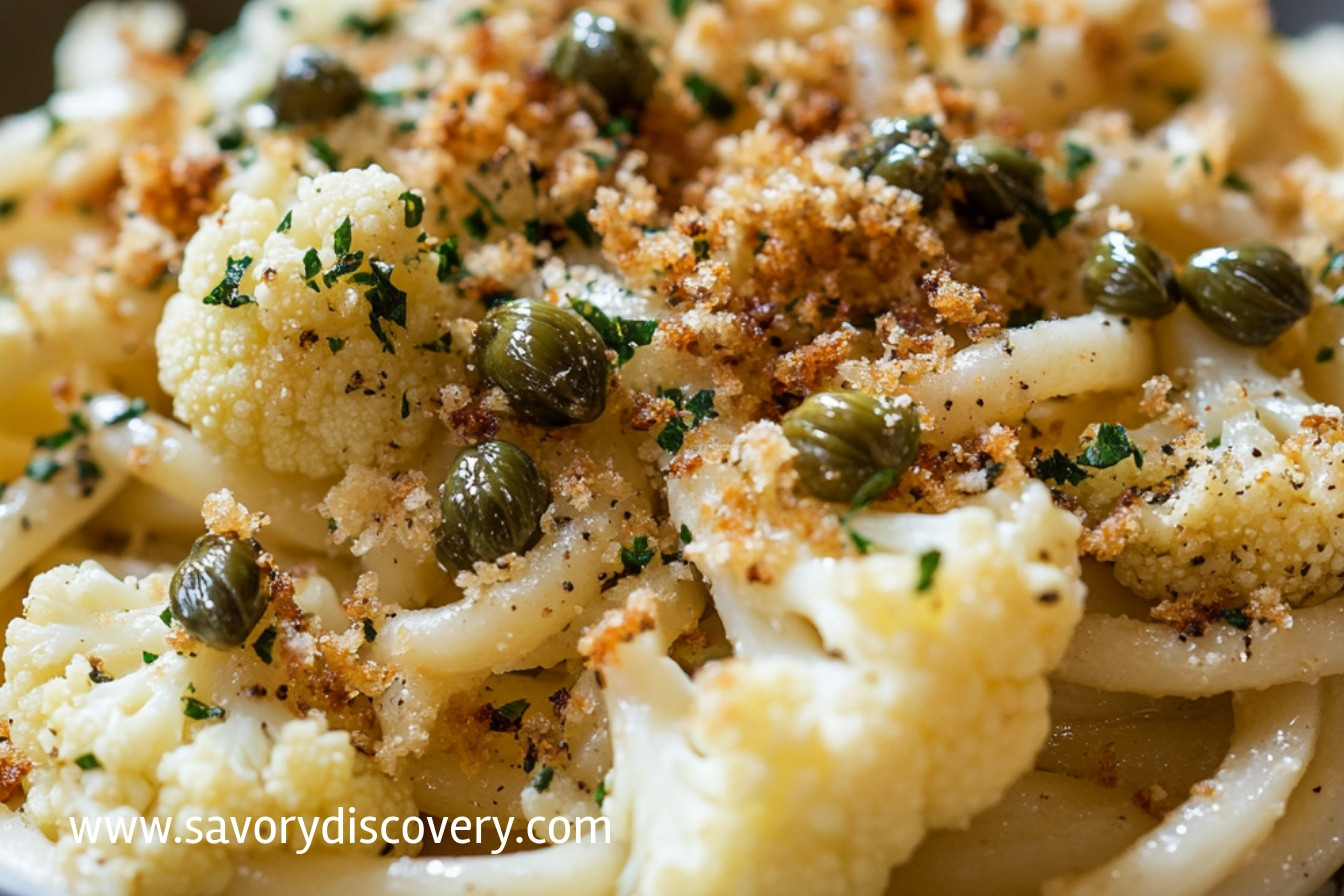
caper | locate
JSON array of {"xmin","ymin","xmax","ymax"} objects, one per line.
[
  {"xmin": 1180, "ymin": 242, "xmax": 1311, "ymax": 346},
  {"xmin": 435, "ymin": 440, "xmax": 553, "ymax": 571},
  {"xmin": 781, "ymin": 392, "xmax": 921, "ymax": 503},
  {"xmin": 169, "ymin": 534, "xmax": 267, "ymax": 650},
  {"xmin": 271, "ymin": 46, "xmax": 365, "ymax": 125},
  {"xmin": 845, "ymin": 116, "xmax": 950, "ymax": 213},
  {"xmin": 473, "ymin": 299, "xmax": 609, "ymax": 426},
  {"xmin": 1082, "ymin": 231, "xmax": 1182, "ymax": 318},
  {"xmin": 949, "ymin": 136, "xmax": 1048, "ymax": 240},
  {"xmin": 549, "ymin": 10, "xmax": 658, "ymax": 116}
]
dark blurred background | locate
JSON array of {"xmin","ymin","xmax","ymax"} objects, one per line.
[{"xmin": 0, "ymin": 0, "xmax": 1339, "ymax": 116}]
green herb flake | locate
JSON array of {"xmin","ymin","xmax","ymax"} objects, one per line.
[
  {"xmin": 657, "ymin": 389, "xmax": 717, "ymax": 453},
  {"xmin": 1037, "ymin": 449, "xmax": 1088, "ymax": 486},
  {"xmin": 1222, "ymin": 172, "xmax": 1253, "ymax": 194},
  {"xmin": 1321, "ymin": 249, "xmax": 1344, "ymax": 285},
  {"xmin": 570, "ymin": 299, "xmax": 657, "ymax": 366},
  {"xmin": 1007, "ymin": 305, "xmax": 1045, "ymax": 328},
  {"xmin": 1318, "ymin": 347, "xmax": 1336, "ymax": 363},
  {"xmin": 465, "ymin": 182, "xmax": 505, "ymax": 225},
  {"xmin": 351, "ymin": 259, "xmax": 407, "ymax": 353},
  {"xmin": 105, "ymin": 398, "xmax": 148, "ymax": 426},
  {"xmin": 363, "ymin": 618, "xmax": 378, "ymax": 643},
  {"xmin": 25, "ymin": 457, "xmax": 60, "ymax": 483},
  {"xmin": 916, "ymin": 550, "xmax": 942, "ymax": 592},
  {"xmin": 565, "ymin": 209, "xmax": 599, "ymax": 248},
  {"xmin": 333, "ymin": 217, "xmax": 353, "ymax": 256},
  {"xmin": 328, "ymin": 518, "xmax": 339, "ymax": 534},
  {"xmin": 683, "ymin": 74, "xmax": 735, "ymax": 121},
  {"xmin": 76, "ymin": 458, "xmax": 102, "ymax": 493},
  {"xmin": 595, "ymin": 779, "xmax": 608, "ymax": 807},
  {"xmin": 88, "ymin": 666, "xmax": 112, "ymax": 685},
  {"xmin": 1045, "ymin": 207, "xmax": 1077, "ymax": 238},
  {"xmin": 584, "ymin": 151, "xmax": 614, "ymax": 172},
  {"xmin": 670, "ymin": 0, "xmax": 695, "ymax": 18},
  {"xmin": 340, "ymin": 12, "xmax": 394, "ymax": 38},
  {"xmin": 398, "ymin": 190, "xmax": 425, "ymax": 228},
  {"xmin": 1208, "ymin": 435, "xmax": 1222, "ymax": 449},
  {"xmin": 182, "ymin": 697, "xmax": 226, "ymax": 721},
  {"xmin": 1223, "ymin": 608, "xmax": 1251, "ymax": 630},
  {"xmin": 693, "ymin": 238, "xmax": 710, "ymax": 262},
  {"xmin": 202, "ymin": 255, "xmax": 255, "ymax": 308},
  {"xmin": 600, "ymin": 115, "xmax": 636, "ymax": 138},
  {"xmin": 434, "ymin": 238, "xmax": 463, "ymax": 281},
  {"xmin": 524, "ymin": 219, "xmax": 544, "ymax": 245},
  {"xmin": 530, "ymin": 766, "xmax": 554, "ymax": 792},
  {"xmin": 1199, "ymin": 154, "xmax": 1213, "ymax": 176},
  {"xmin": 620, "ymin": 536, "xmax": 656, "ymax": 574},
  {"xmin": 142, "ymin": 651, "xmax": 158, "ymax": 664},
  {"xmin": 276, "ymin": 210, "xmax": 293, "ymax": 233},
  {"xmin": 327, "ymin": 336, "xmax": 345, "ymax": 353},
  {"xmin": 0, "ymin": 198, "xmax": 20, "ymax": 219},
  {"xmin": 1078, "ymin": 423, "xmax": 1143, "ymax": 470},
  {"xmin": 252, "ymin": 627, "xmax": 277, "ymax": 664},
  {"xmin": 159, "ymin": 607, "xmax": 173, "ymax": 627},
  {"xmin": 490, "ymin": 698, "xmax": 530, "ymax": 730},
  {"xmin": 322, "ymin": 251, "xmax": 365, "ymax": 288},
  {"xmin": 679, "ymin": 524, "xmax": 693, "ymax": 544},
  {"xmin": 303, "ymin": 248, "xmax": 322, "ymax": 281},
  {"xmin": 34, "ymin": 429, "xmax": 75, "ymax": 452},
  {"xmin": 74, "ymin": 753, "xmax": 102, "ymax": 771},
  {"xmin": 68, "ymin": 413, "xmax": 89, "ymax": 435},
  {"xmin": 455, "ymin": 8, "xmax": 486, "ymax": 25},
  {"xmin": 308, "ymin": 135, "xmax": 339, "ymax": 170},
  {"xmin": 1063, "ymin": 141, "xmax": 1095, "ymax": 181},
  {"xmin": 850, "ymin": 530, "xmax": 874, "ymax": 555},
  {"xmin": 464, "ymin": 208, "xmax": 490, "ymax": 240}
]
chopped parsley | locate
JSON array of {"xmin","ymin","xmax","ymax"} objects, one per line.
[
  {"xmin": 142, "ymin": 651, "xmax": 158, "ymax": 664},
  {"xmin": 620, "ymin": 536, "xmax": 656, "ymax": 574},
  {"xmin": 838, "ymin": 469, "xmax": 898, "ymax": 555},
  {"xmin": 104, "ymin": 397, "xmax": 148, "ymax": 426},
  {"xmin": 1063, "ymin": 141, "xmax": 1095, "ymax": 181},
  {"xmin": 182, "ymin": 697, "xmax": 225, "ymax": 721},
  {"xmin": 303, "ymin": 248, "xmax": 322, "ymax": 281},
  {"xmin": 34, "ymin": 428, "xmax": 76, "ymax": 451},
  {"xmin": 418, "ymin": 333, "xmax": 453, "ymax": 352},
  {"xmin": 1222, "ymin": 172, "xmax": 1253, "ymax": 194},
  {"xmin": 0, "ymin": 198, "xmax": 19, "ymax": 219},
  {"xmin": 916, "ymin": 550, "xmax": 942, "ymax": 592},
  {"xmin": 398, "ymin": 190, "xmax": 425, "ymax": 227},
  {"xmin": 351, "ymin": 258, "xmax": 408, "ymax": 353},
  {"xmin": 683, "ymin": 74, "xmax": 735, "ymax": 120},
  {"xmin": 985, "ymin": 461, "xmax": 1005, "ymax": 486},
  {"xmin": 276, "ymin": 210, "xmax": 292, "ymax": 233},
  {"xmin": 328, "ymin": 336, "xmax": 345, "ymax": 353},
  {"xmin": 466, "ymin": 182, "xmax": 505, "ymax": 226},
  {"xmin": 363, "ymin": 618, "xmax": 378, "ymax": 642},
  {"xmin": 464, "ymin": 208, "xmax": 490, "ymax": 239},
  {"xmin": 322, "ymin": 251, "xmax": 365, "ymax": 288},
  {"xmin": 1079, "ymin": 423, "xmax": 1144, "ymax": 470},
  {"xmin": 1319, "ymin": 347, "xmax": 1337, "ymax": 364},
  {"xmin": 308, "ymin": 135, "xmax": 339, "ymax": 170},
  {"xmin": 25, "ymin": 457, "xmax": 60, "ymax": 483},
  {"xmin": 1321, "ymin": 248, "xmax": 1344, "ymax": 285},
  {"xmin": 530, "ymin": 766, "xmax": 554, "ymax": 792},
  {"xmin": 656, "ymin": 388, "xmax": 717, "ymax": 453},
  {"xmin": 202, "ymin": 256, "xmax": 255, "ymax": 307},
  {"xmin": 1036, "ymin": 450, "xmax": 1088, "ymax": 486},
  {"xmin": 1007, "ymin": 305, "xmax": 1045, "ymax": 328},
  {"xmin": 455, "ymin": 8, "xmax": 486, "ymax": 25},
  {"xmin": 434, "ymin": 238, "xmax": 463, "ymax": 281},
  {"xmin": 565, "ymin": 208, "xmax": 599, "ymax": 248},
  {"xmin": 680, "ymin": 524, "xmax": 693, "ymax": 544},
  {"xmin": 670, "ymin": 0, "xmax": 696, "ymax": 18},
  {"xmin": 76, "ymin": 458, "xmax": 102, "ymax": 494},
  {"xmin": 328, "ymin": 518, "xmax": 339, "ymax": 533},
  {"xmin": 334, "ymin": 217, "xmax": 353, "ymax": 256},
  {"xmin": 490, "ymin": 698, "xmax": 530, "ymax": 731},
  {"xmin": 570, "ymin": 299, "xmax": 657, "ymax": 366},
  {"xmin": 595, "ymin": 779, "xmax": 608, "ymax": 807},
  {"xmin": 584, "ymin": 151, "xmax": 614, "ymax": 172},
  {"xmin": 1207, "ymin": 435, "xmax": 1222, "ymax": 449},
  {"xmin": 524, "ymin": 219, "xmax": 544, "ymax": 245},
  {"xmin": 74, "ymin": 753, "xmax": 102, "ymax": 771},
  {"xmin": 252, "ymin": 627, "xmax": 277, "ymax": 664},
  {"xmin": 159, "ymin": 607, "xmax": 173, "ymax": 627},
  {"xmin": 1223, "ymin": 608, "xmax": 1251, "ymax": 630},
  {"xmin": 341, "ymin": 12, "xmax": 394, "ymax": 38}
]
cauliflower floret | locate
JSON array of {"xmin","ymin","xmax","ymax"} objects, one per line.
[
  {"xmin": 1080, "ymin": 308, "xmax": 1344, "ymax": 607},
  {"xmin": 0, "ymin": 561, "xmax": 416, "ymax": 896},
  {"xmin": 156, "ymin": 165, "xmax": 462, "ymax": 478},
  {"xmin": 597, "ymin": 422, "xmax": 1084, "ymax": 896}
]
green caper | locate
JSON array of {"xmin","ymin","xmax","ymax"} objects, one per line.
[
  {"xmin": 271, "ymin": 46, "xmax": 365, "ymax": 125},
  {"xmin": 1179, "ymin": 242, "xmax": 1311, "ymax": 346},
  {"xmin": 169, "ymin": 534, "xmax": 267, "ymax": 650},
  {"xmin": 781, "ymin": 392, "xmax": 921, "ymax": 503},
  {"xmin": 474, "ymin": 299, "xmax": 609, "ymax": 426},
  {"xmin": 1082, "ymin": 231, "xmax": 1182, "ymax": 318},
  {"xmin": 949, "ymin": 136, "xmax": 1048, "ymax": 240},
  {"xmin": 435, "ymin": 440, "xmax": 553, "ymax": 571},
  {"xmin": 845, "ymin": 116, "xmax": 950, "ymax": 213},
  {"xmin": 549, "ymin": 10, "xmax": 658, "ymax": 116}
]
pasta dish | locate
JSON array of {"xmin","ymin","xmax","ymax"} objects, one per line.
[{"xmin": 3, "ymin": 0, "xmax": 1344, "ymax": 893}]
